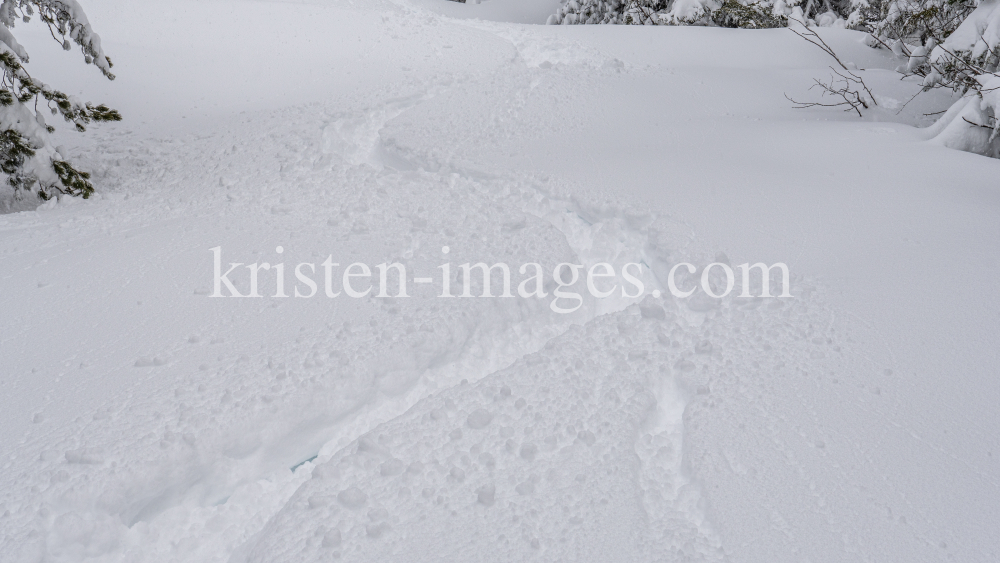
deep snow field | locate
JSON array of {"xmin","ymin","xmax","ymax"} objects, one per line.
[{"xmin": 2, "ymin": 0, "xmax": 999, "ymax": 562}]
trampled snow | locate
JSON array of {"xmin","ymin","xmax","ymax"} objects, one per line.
[{"xmin": 1, "ymin": 0, "xmax": 998, "ymax": 562}]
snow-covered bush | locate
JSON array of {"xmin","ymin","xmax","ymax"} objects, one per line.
[
  {"xmin": 1, "ymin": 0, "xmax": 120, "ymax": 201},
  {"xmin": 544, "ymin": 0, "xmax": 664, "ymax": 25},
  {"xmin": 918, "ymin": 0, "xmax": 1000, "ymax": 155},
  {"xmin": 546, "ymin": 0, "xmax": 846, "ymax": 27},
  {"xmin": 712, "ymin": 0, "xmax": 788, "ymax": 28},
  {"xmin": 863, "ymin": 0, "xmax": 974, "ymax": 40},
  {"xmin": 858, "ymin": 0, "xmax": 1000, "ymax": 156}
]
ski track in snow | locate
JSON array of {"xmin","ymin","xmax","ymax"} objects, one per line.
[
  {"xmin": 1, "ymin": 1, "xmax": 996, "ymax": 562},
  {"xmin": 1, "ymin": 86, "xmax": 720, "ymax": 563},
  {"xmin": 3, "ymin": 81, "xmax": 837, "ymax": 563}
]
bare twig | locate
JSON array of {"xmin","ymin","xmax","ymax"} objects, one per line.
[
  {"xmin": 788, "ymin": 18, "xmax": 851, "ymax": 71},
  {"xmin": 895, "ymin": 89, "xmax": 923, "ymax": 115},
  {"xmin": 963, "ymin": 116, "xmax": 996, "ymax": 130},
  {"xmin": 786, "ymin": 20, "xmax": 878, "ymax": 117},
  {"xmin": 786, "ymin": 68, "xmax": 873, "ymax": 117}
]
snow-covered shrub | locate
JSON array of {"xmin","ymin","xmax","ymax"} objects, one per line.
[
  {"xmin": 0, "ymin": 0, "xmax": 120, "ymax": 201},
  {"xmin": 712, "ymin": 0, "xmax": 788, "ymax": 28},
  {"xmin": 863, "ymin": 0, "xmax": 975, "ymax": 40},
  {"xmin": 546, "ymin": 0, "xmax": 849, "ymax": 27},
  {"xmin": 857, "ymin": 0, "xmax": 1000, "ymax": 156},
  {"xmin": 918, "ymin": 0, "xmax": 1000, "ymax": 155},
  {"xmin": 545, "ymin": 0, "xmax": 667, "ymax": 25}
]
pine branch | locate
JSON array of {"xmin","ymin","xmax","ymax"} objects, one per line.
[{"xmin": 1, "ymin": 0, "xmax": 119, "ymax": 200}]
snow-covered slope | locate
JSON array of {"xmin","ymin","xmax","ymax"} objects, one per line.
[{"xmin": 1, "ymin": 1, "xmax": 998, "ymax": 562}]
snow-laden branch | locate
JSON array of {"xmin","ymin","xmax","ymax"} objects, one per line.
[{"xmin": 1, "ymin": 0, "xmax": 119, "ymax": 200}]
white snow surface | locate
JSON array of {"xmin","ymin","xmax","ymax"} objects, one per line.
[{"xmin": 2, "ymin": 1, "xmax": 999, "ymax": 562}]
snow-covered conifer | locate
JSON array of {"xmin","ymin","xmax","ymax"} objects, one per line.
[{"xmin": 1, "ymin": 0, "xmax": 120, "ymax": 200}]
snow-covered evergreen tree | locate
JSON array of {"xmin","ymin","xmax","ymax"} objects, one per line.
[{"xmin": 1, "ymin": 0, "xmax": 120, "ymax": 201}]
